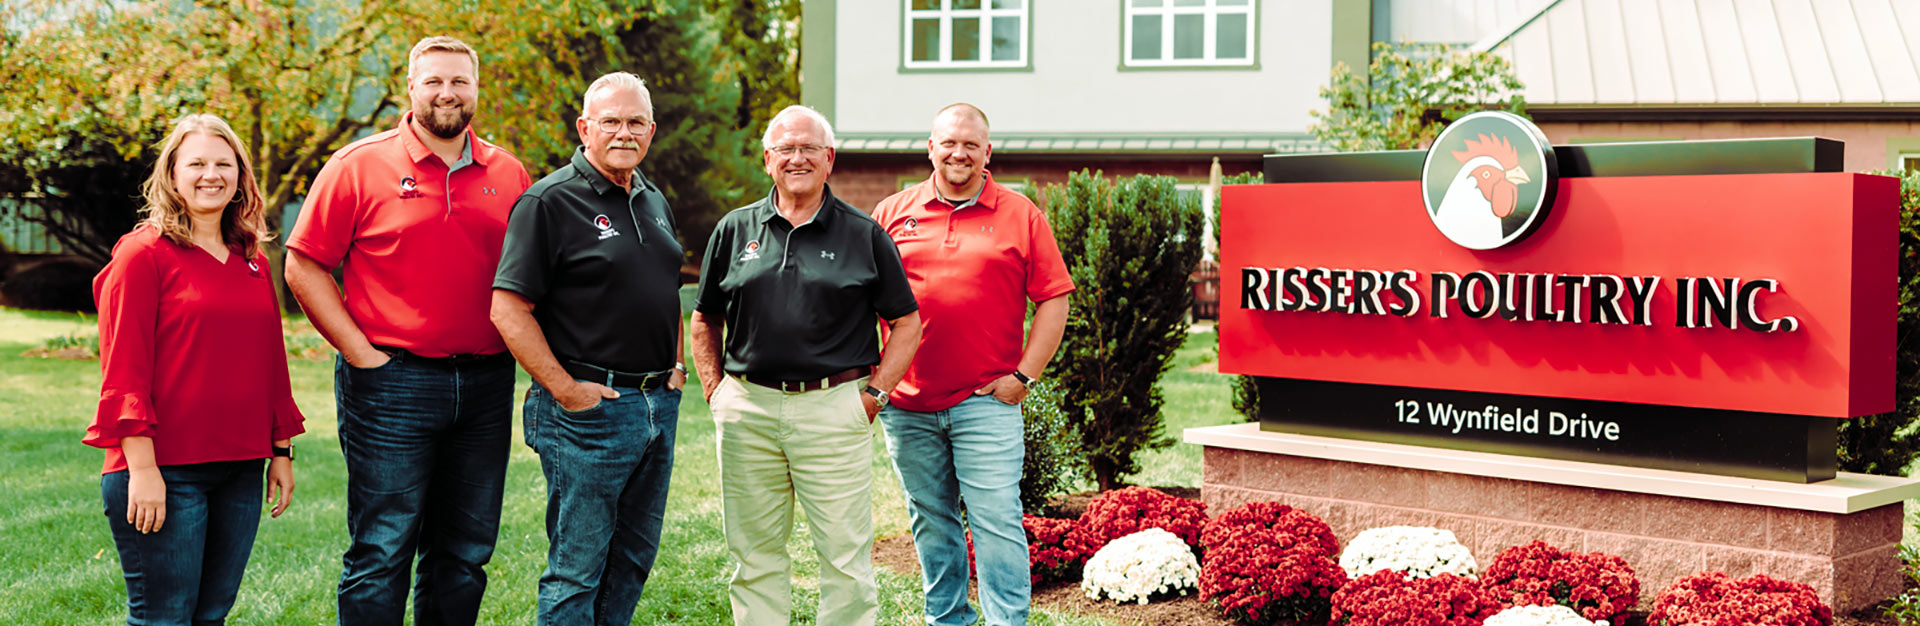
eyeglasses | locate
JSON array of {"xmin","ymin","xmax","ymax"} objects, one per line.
[
  {"xmin": 769, "ymin": 144, "xmax": 829, "ymax": 157},
  {"xmin": 594, "ymin": 118, "xmax": 653, "ymax": 134}
]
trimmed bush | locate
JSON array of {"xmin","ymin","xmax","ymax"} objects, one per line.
[
  {"xmin": 1068, "ymin": 486, "xmax": 1208, "ymax": 557},
  {"xmin": 1482, "ymin": 540, "xmax": 1639, "ymax": 623},
  {"xmin": 1042, "ymin": 170, "xmax": 1205, "ymax": 490},
  {"xmin": 1330, "ymin": 569, "xmax": 1502, "ymax": 626},
  {"xmin": 1648, "ymin": 571, "xmax": 1831, "ymax": 626},
  {"xmin": 1019, "ymin": 379, "xmax": 1084, "ymax": 514},
  {"xmin": 1079, "ymin": 528, "xmax": 1200, "ymax": 604},
  {"xmin": 1338, "ymin": 525, "xmax": 1478, "ymax": 580}
]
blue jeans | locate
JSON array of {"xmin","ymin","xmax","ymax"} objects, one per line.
[
  {"xmin": 102, "ymin": 459, "xmax": 264, "ymax": 626},
  {"xmin": 880, "ymin": 395, "xmax": 1029, "ymax": 626},
  {"xmin": 524, "ymin": 379, "xmax": 679, "ymax": 625},
  {"xmin": 334, "ymin": 351, "xmax": 513, "ymax": 626}
]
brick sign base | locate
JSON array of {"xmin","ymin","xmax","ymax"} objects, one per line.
[{"xmin": 1190, "ymin": 426, "xmax": 1913, "ymax": 612}]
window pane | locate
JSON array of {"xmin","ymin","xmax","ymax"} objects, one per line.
[
  {"xmin": 1131, "ymin": 0, "xmax": 1163, "ymax": 7},
  {"xmin": 1218, "ymin": 0, "xmax": 1249, "ymax": 5},
  {"xmin": 1131, "ymin": 15, "xmax": 1163, "ymax": 61},
  {"xmin": 1216, "ymin": 13, "xmax": 1248, "ymax": 59},
  {"xmin": 1907, "ymin": 156, "xmax": 1920, "ymax": 174},
  {"xmin": 991, "ymin": 0, "xmax": 1021, "ymax": 7},
  {"xmin": 1172, "ymin": 0, "xmax": 1204, "ymax": 6},
  {"xmin": 991, "ymin": 16, "xmax": 1021, "ymax": 61},
  {"xmin": 911, "ymin": 0, "xmax": 939, "ymax": 10},
  {"xmin": 952, "ymin": 17, "xmax": 981, "ymax": 61},
  {"xmin": 912, "ymin": 18, "xmax": 941, "ymax": 61},
  {"xmin": 1172, "ymin": 14, "xmax": 1204, "ymax": 59},
  {"xmin": 953, "ymin": 0, "xmax": 981, "ymax": 9}
]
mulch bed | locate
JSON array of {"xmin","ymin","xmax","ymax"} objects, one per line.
[{"xmin": 871, "ymin": 487, "xmax": 1901, "ymax": 625}]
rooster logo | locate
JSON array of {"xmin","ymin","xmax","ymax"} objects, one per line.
[{"xmin": 1420, "ymin": 112, "xmax": 1558, "ymax": 250}]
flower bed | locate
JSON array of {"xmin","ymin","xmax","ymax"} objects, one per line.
[
  {"xmin": 1338, "ymin": 525, "xmax": 1478, "ymax": 580},
  {"xmin": 1025, "ymin": 514, "xmax": 1091, "ymax": 584},
  {"xmin": 1647, "ymin": 572, "xmax": 1832, "ymax": 626},
  {"xmin": 1199, "ymin": 501, "xmax": 1338, "ymax": 556},
  {"xmin": 1081, "ymin": 528, "xmax": 1201, "ymax": 604},
  {"xmin": 1484, "ymin": 604, "xmax": 1598, "ymax": 626},
  {"xmin": 1330, "ymin": 569, "xmax": 1503, "ymax": 626},
  {"xmin": 1070, "ymin": 486, "xmax": 1209, "ymax": 558},
  {"xmin": 1482, "ymin": 540, "xmax": 1639, "ymax": 623},
  {"xmin": 1197, "ymin": 501, "xmax": 1346, "ymax": 625}
]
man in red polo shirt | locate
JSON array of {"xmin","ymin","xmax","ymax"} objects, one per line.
[
  {"xmin": 284, "ymin": 35, "xmax": 531, "ymax": 626},
  {"xmin": 870, "ymin": 103, "xmax": 1074, "ymax": 626}
]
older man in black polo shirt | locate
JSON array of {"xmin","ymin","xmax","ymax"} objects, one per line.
[
  {"xmin": 691, "ymin": 104, "xmax": 922, "ymax": 626},
  {"xmin": 490, "ymin": 72, "xmax": 685, "ymax": 625}
]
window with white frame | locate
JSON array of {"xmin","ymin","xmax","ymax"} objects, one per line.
[
  {"xmin": 905, "ymin": 0, "xmax": 1028, "ymax": 69},
  {"xmin": 1124, "ymin": 0, "xmax": 1255, "ymax": 67},
  {"xmin": 1903, "ymin": 153, "xmax": 1920, "ymax": 174}
]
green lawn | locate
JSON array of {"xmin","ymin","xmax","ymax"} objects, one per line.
[{"xmin": 0, "ymin": 308, "xmax": 1240, "ymax": 625}]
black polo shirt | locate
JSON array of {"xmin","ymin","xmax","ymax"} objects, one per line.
[
  {"xmin": 494, "ymin": 148, "xmax": 682, "ymax": 373},
  {"xmin": 694, "ymin": 185, "xmax": 917, "ymax": 380}
]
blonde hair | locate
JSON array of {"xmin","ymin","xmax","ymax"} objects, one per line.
[
  {"xmin": 582, "ymin": 72, "xmax": 654, "ymax": 118},
  {"xmin": 138, "ymin": 114, "xmax": 272, "ymax": 256},
  {"xmin": 761, "ymin": 105, "xmax": 835, "ymax": 150},
  {"xmin": 407, "ymin": 35, "xmax": 480, "ymax": 81}
]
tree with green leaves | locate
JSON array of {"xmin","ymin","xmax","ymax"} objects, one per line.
[
  {"xmin": 0, "ymin": 0, "xmax": 794, "ymax": 304},
  {"xmin": 1309, "ymin": 42, "xmax": 1526, "ymax": 152},
  {"xmin": 1838, "ymin": 169, "xmax": 1920, "ymax": 475},
  {"xmin": 1043, "ymin": 171, "xmax": 1206, "ymax": 490}
]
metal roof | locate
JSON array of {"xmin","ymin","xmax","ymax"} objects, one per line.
[
  {"xmin": 1474, "ymin": 0, "xmax": 1920, "ymax": 107},
  {"xmin": 834, "ymin": 133, "xmax": 1322, "ymax": 155}
]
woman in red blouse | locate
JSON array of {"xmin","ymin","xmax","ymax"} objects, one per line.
[{"xmin": 86, "ymin": 113, "xmax": 305, "ymax": 625}]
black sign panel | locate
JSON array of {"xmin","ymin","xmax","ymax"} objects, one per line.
[{"xmin": 1257, "ymin": 377, "xmax": 1837, "ymax": 483}]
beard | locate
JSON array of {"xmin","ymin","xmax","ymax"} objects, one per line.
[
  {"xmin": 940, "ymin": 162, "xmax": 978, "ymax": 188},
  {"xmin": 414, "ymin": 101, "xmax": 474, "ymax": 140}
]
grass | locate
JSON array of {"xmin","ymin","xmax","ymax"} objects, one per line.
[{"xmin": 0, "ymin": 308, "xmax": 1237, "ymax": 625}]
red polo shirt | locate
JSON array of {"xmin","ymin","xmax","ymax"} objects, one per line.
[
  {"xmin": 87, "ymin": 227, "xmax": 307, "ymax": 474},
  {"xmin": 287, "ymin": 113, "xmax": 531, "ymax": 357},
  {"xmin": 873, "ymin": 173, "xmax": 1076, "ymax": 412}
]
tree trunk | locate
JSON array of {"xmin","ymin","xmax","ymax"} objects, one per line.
[
  {"xmin": 266, "ymin": 243, "xmax": 295, "ymax": 315},
  {"xmin": 1092, "ymin": 457, "xmax": 1120, "ymax": 492}
]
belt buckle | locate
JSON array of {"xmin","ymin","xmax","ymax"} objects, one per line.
[{"xmin": 780, "ymin": 380, "xmax": 802, "ymax": 393}]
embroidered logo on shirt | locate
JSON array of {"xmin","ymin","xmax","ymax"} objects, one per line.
[
  {"xmin": 820, "ymin": 250, "xmax": 836, "ymax": 261},
  {"xmin": 483, "ymin": 187, "xmax": 499, "ymax": 196},
  {"xmin": 593, "ymin": 214, "xmax": 619, "ymax": 240},
  {"xmin": 980, "ymin": 225, "xmax": 995, "ymax": 233},
  {"xmin": 740, "ymin": 240, "xmax": 762, "ymax": 261},
  {"xmin": 902, "ymin": 217, "xmax": 919, "ymax": 236},
  {"xmin": 655, "ymin": 217, "xmax": 669, "ymax": 228},
  {"xmin": 399, "ymin": 175, "xmax": 424, "ymax": 199}
]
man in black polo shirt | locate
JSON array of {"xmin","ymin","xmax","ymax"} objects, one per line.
[
  {"xmin": 690, "ymin": 104, "xmax": 922, "ymax": 626},
  {"xmin": 490, "ymin": 72, "xmax": 685, "ymax": 625}
]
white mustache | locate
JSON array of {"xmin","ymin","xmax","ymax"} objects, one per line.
[{"xmin": 610, "ymin": 141, "xmax": 642, "ymax": 150}]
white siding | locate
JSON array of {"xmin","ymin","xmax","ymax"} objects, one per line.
[{"xmin": 830, "ymin": 0, "xmax": 1330, "ymax": 136}]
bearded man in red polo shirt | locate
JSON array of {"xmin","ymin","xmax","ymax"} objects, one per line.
[
  {"xmin": 870, "ymin": 103, "xmax": 1074, "ymax": 626},
  {"xmin": 285, "ymin": 36, "xmax": 531, "ymax": 625}
]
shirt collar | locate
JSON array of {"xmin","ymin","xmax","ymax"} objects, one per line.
[
  {"xmin": 757, "ymin": 184, "xmax": 841, "ymax": 228},
  {"xmin": 918, "ymin": 171, "xmax": 1001, "ymax": 212},
  {"xmin": 397, "ymin": 111, "xmax": 488, "ymax": 167},
  {"xmin": 569, "ymin": 147, "xmax": 660, "ymax": 198}
]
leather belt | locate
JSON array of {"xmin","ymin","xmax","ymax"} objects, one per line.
[
  {"xmin": 373, "ymin": 345, "xmax": 510, "ymax": 366},
  {"xmin": 564, "ymin": 361, "xmax": 671, "ymax": 390},
  {"xmin": 738, "ymin": 367, "xmax": 869, "ymax": 393}
]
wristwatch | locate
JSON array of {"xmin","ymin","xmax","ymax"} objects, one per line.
[
  {"xmin": 1011, "ymin": 370, "xmax": 1036, "ymax": 386},
  {"xmin": 272, "ymin": 444, "xmax": 294, "ymax": 460},
  {"xmin": 672, "ymin": 362, "xmax": 688, "ymax": 374},
  {"xmin": 863, "ymin": 385, "xmax": 890, "ymax": 408}
]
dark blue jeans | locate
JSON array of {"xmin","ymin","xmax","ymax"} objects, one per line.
[
  {"xmin": 524, "ymin": 380, "xmax": 679, "ymax": 625},
  {"xmin": 102, "ymin": 459, "xmax": 264, "ymax": 626},
  {"xmin": 334, "ymin": 351, "xmax": 513, "ymax": 626}
]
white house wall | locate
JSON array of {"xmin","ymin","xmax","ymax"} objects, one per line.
[{"xmin": 829, "ymin": 0, "xmax": 1332, "ymax": 136}]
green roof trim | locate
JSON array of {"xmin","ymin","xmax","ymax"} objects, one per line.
[{"xmin": 836, "ymin": 132, "xmax": 1320, "ymax": 155}]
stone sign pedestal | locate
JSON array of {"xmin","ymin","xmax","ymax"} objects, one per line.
[{"xmin": 1187, "ymin": 423, "xmax": 1920, "ymax": 612}]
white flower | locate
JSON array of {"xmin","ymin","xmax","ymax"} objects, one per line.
[
  {"xmin": 1078, "ymin": 528, "xmax": 1200, "ymax": 605},
  {"xmin": 1337, "ymin": 525, "xmax": 1479, "ymax": 579},
  {"xmin": 1484, "ymin": 604, "xmax": 1601, "ymax": 626}
]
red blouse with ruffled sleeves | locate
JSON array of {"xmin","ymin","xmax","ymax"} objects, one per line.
[{"xmin": 84, "ymin": 227, "xmax": 306, "ymax": 474}]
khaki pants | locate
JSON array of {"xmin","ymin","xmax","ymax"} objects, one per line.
[{"xmin": 711, "ymin": 375, "xmax": 878, "ymax": 626}]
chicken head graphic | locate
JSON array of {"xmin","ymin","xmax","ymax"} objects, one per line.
[{"xmin": 1432, "ymin": 133, "xmax": 1530, "ymax": 249}]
